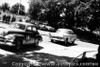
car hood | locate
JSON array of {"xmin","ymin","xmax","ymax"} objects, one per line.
[
  {"xmin": 51, "ymin": 33, "xmax": 68, "ymax": 37},
  {"xmin": 0, "ymin": 28, "xmax": 25, "ymax": 35},
  {"xmin": 7, "ymin": 28, "xmax": 25, "ymax": 32}
]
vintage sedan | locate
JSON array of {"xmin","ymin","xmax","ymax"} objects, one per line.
[
  {"xmin": 0, "ymin": 22, "xmax": 42, "ymax": 50},
  {"xmin": 39, "ymin": 24, "xmax": 55, "ymax": 32},
  {"xmin": 49, "ymin": 28, "xmax": 77, "ymax": 44}
]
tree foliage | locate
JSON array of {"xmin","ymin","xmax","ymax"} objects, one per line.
[
  {"xmin": 10, "ymin": 3, "xmax": 25, "ymax": 15},
  {"xmin": 3, "ymin": 15, "xmax": 11, "ymax": 23},
  {"xmin": 28, "ymin": 0, "xmax": 100, "ymax": 32},
  {"xmin": 1, "ymin": 3, "xmax": 10, "ymax": 12},
  {"xmin": 75, "ymin": 0, "xmax": 100, "ymax": 32},
  {"xmin": 28, "ymin": 0, "xmax": 46, "ymax": 20}
]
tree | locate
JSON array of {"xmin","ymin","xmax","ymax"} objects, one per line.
[
  {"xmin": 10, "ymin": 3, "xmax": 25, "ymax": 15},
  {"xmin": 1, "ymin": 3, "xmax": 10, "ymax": 12},
  {"xmin": 88, "ymin": 0, "xmax": 100, "ymax": 33},
  {"xmin": 46, "ymin": 1, "xmax": 65, "ymax": 28},
  {"xmin": 75, "ymin": 0, "xmax": 100, "ymax": 32},
  {"xmin": 28, "ymin": 0, "xmax": 46, "ymax": 20},
  {"xmin": 11, "ymin": 16, "xmax": 16, "ymax": 22},
  {"xmin": 3, "ymin": 15, "xmax": 11, "ymax": 23},
  {"xmin": 28, "ymin": 0, "xmax": 75, "ymax": 28},
  {"xmin": 28, "ymin": 0, "xmax": 100, "ymax": 31}
]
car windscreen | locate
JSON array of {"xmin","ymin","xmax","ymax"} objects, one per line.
[
  {"xmin": 68, "ymin": 31, "xmax": 74, "ymax": 34},
  {"xmin": 9, "ymin": 23, "xmax": 26, "ymax": 30},
  {"xmin": 56, "ymin": 29, "xmax": 74, "ymax": 34}
]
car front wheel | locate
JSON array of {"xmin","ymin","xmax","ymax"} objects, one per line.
[
  {"xmin": 71, "ymin": 39, "xmax": 76, "ymax": 44},
  {"xmin": 51, "ymin": 39, "xmax": 54, "ymax": 42},
  {"xmin": 15, "ymin": 40, "xmax": 22, "ymax": 50},
  {"xmin": 65, "ymin": 38, "xmax": 68, "ymax": 45},
  {"xmin": 35, "ymin": 39, "xmax": 39, "ymax": 47},
  {"xmin": 51, "ymin": 39, "xmax": 56, "ymax": 42}
]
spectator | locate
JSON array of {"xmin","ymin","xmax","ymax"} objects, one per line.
[
  {"xmin": 6, "ymin": 15, "xmax": 11, "ymax": 23},
  {"xmin": 11, "ymin": 16, "xmax": 16, "ymax": 22}
]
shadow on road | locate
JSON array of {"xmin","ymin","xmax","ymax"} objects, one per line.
[
  {"xmin": 74, "ymin": 29, "xmax": 100, "ymax": 45},
  {"xmin": 0, "ymin": 44, "xmax": 43, "ymax": 53},
  {"xmin": 0, "ymin": 52, "xmax": 74, "ymax": 67},
  {"xmin": 50, "ymin": 41, "xmax": 77, "ymax": 47}
]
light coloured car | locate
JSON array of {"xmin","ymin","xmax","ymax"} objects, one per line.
[{"xmin": 49, "ymin": 28, "xmax": 77, "ymax": 44}]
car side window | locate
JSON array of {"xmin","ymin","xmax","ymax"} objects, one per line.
[
  {"xmin": 26, "ymin": 26, "xmax": 37, "ymax": 32},
  {"xmin": 32, "ymin": 27, "xmax": 37, "ymax": 32},
  {"xmin": 16, "ymin": 24, "xmax": 25, "ymax": 30},
  {"xmin": 26, "ymin": 26, "xmax": 32, "ymax": 31},
  {"xmin": 68, "ymin": 31, "xmax": 74, "ymax": 34}
]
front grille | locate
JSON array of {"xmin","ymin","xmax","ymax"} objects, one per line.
[{"xmin": 0, "ymin": 36, "xmax": 5, "ymax": 42}]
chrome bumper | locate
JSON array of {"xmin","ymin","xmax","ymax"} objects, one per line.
[
  {"xmin": 50, "ymin": 37, "xmax": 65, "ymax": 41},
  {"xmin": 0, "ymin": 36, "xmax": 15, "ymax": 46},
  {"xmin": 0, "ymin": 36, "xmax": 5, "ymax": 42}
]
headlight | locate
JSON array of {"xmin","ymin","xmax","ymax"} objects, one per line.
[{"xmin": 0, "ymin": 29, "xmax": 8, "ymax": 36}]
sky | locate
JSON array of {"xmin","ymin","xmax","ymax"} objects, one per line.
[{"xmin": 0, "ymin": 0, "xmax": 29, "ymax": 12}]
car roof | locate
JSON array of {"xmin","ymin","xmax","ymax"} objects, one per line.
[
  {"xmin": 58, "ymin": 28, "xmax": 73, "ymax": 31},
  {"xmin": 12, "ymin": 22, "xmax": 34, "ymax": 26}
]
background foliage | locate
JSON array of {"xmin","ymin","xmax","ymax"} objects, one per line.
[{"xmin": 28, "ymin": 0, "xmax": 100, "ymax": 32}]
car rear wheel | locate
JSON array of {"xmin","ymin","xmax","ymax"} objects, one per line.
[
  {"xmin": 65, "ymin": 38, "xmax": 68, "ymax": 45},
  {"xmin": 51, "ymin": 39, "xmax": 53, "ymax": 42}
]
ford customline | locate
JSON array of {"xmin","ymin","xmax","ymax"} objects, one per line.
[{"xmin": 0, "ymin": 22, "xmax": 42, "ymax": 50}]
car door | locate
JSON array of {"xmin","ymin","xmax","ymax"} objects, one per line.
[{"xmin": 24, "ymin": 26, "xmax": 35, "ymax": 44}]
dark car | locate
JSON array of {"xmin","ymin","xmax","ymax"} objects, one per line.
[
  {"xmin": 0, "ymin": 22, "xmax": 42, "ymax": 50},
  {"xmin": 39, "ymin": 25, "xmax": 55, "ymax": 32}
]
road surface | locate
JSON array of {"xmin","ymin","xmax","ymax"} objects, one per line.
[
  {"xmin": 0, "ymin": 23, "xmax": 99, "ymax": 67},
  {"xmin": 0, "ymin": 30, "xmax": 99, "ymax": 57}
]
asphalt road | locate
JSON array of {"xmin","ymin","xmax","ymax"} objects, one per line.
[
  {"xmin": 0, "ymin": 31, "xmax": 98, "ymax": 57},
  {"xmin": 0, "ymin": 23, "xmax": 99, "ymax": 67},
  {"xmin": 0, "ymin": 34, "xmax": 99, "ymax": 67}
]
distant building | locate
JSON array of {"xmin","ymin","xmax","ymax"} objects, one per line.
[{"xmin": 0, "ymin": 10, "xmax": 30, "ymax": 23}]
